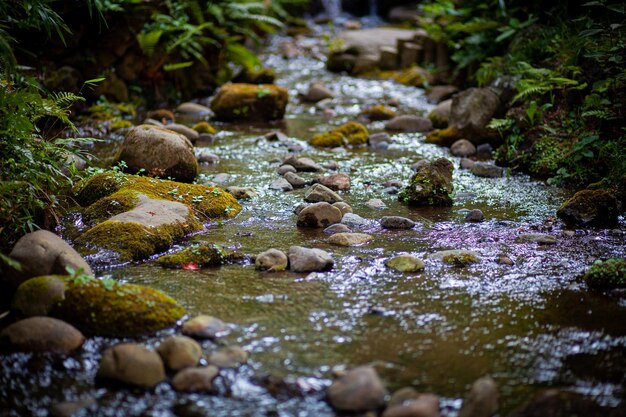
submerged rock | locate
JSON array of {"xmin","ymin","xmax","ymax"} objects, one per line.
[
  {"xmin": 157, "ymin": 336, "xmax": 203, "ymax": 371},
  {"xmin": 382, "ymin": 393, "xmax": 440, "ymax": 417},
  {"xmin": 98, "ymin": 343, "xmax": 165, "ymax": 388},
  {"xmin": 255, "ymin": 249, "xmax": 288, "ymax": 272},
  {"xmin": 210, "ymin": 83, "xmax": 288, "ymax": 122},
  {"xmin": 327, "ymin": 365, "xmax": 386, "ymax": 412},
  {"xmin": 515, "ymin": 234, "xmax": 556, "ymax": 245},
  {"xmin": 556, "ymin": 189, "xmax": 618, "ymax": 228},
  {"xmin": 430, "ymin": 250, "xmax": 481, "ymax": 266},
  {"xmin": 297, "ymin": 202, "xmax": 343, "ymax": 228},
  {"xmin": 182, "ymin": 315, "xmax": 228, "ymax": 339},
  {"xmin": 171, "ymin": 366, "xmax": 219, "ymax": 393},
  {"xmin": 581, "ymin": 258, "xmax": 626, "ymax": 289},
  {"xmin": 399, "ymin": 158, "xmax": 454, "ymax": 206},
  {"xmin": 328, "ymin": 232, "xmax": 373, "ymax": 246},
  {"xmin": 380, "ymin": 216, "xmax": 416, "ymax": 229},
  {"xmin": 311, "ymin": 122, "xmax": 369, "ymax": 148},
  {"xmin": 288, "ymin": 246, "xmax": 334, "ymax": 272},
  {"xmin": 386, "ymin": 255, "xmax": 425, "ymax": 272},
  {"xmin": 0, "ymin": 317, "xmax": 84, "ymax": 353},
  {"xmin": 458, "ymin": 376, "xmax": 498, "ymax": 417},
  {"xmin": 304, "ymin": 183, "xmax": 344, "ymax": 204},
  {"xmin": 207, "ymin": 346, "xmax": 248, "ymax": 368},
  {"xmin": 157, "ymin": 244, "xmax": 227, "ymax": 269}
]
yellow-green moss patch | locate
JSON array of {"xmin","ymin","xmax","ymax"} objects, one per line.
[
  {"xmin": 425, "ymin": 127, "xmax": 461, "ymax": 147},
  {"xmin": 192, "ymin": 121, "xmax": 216, "ymax": 134},
  {"xmin": 210, "ymin": 83, "xmax": 288, "ymax": 122},
  {"xmin": 158, "ymin": 244, "xmax": 228, "ymax": 268},
  {"xmin": 359, "ymin": 105, "xmax": 396, "ymax": 121},
  {"xmin": 83, "ymin": 189, "xmax": 141, "ymax": 225},
  {"xmin": 310, "ymin": 122, "xmax": 369, "ymax": 148}
]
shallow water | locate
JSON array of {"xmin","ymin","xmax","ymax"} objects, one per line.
[{"xmin": 2, "ymin": 30, "xmax": 626, "ymax": 417}]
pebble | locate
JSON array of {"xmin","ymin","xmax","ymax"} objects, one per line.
[
  {"xmin": 366, "ymin": 198, "xmax": 386, "ymax": 210},
  {"xmin": 497, "ymin": 256, "xmax": 514, "ymax": 266},
  {"xmin": 278, "ymin": 164, "xmax": 297, "ymax": 175},
  {"xmin": 157, "ymin": 336, "xmax": 203, "ymax": 371},
  {"xmin": 451, "ymin": 139, "xmax": 477, "ymax": 157},
  {"xmin": 324, "ymin": 160, "xmax": 340, "ymax": 170},
  {"xmin": 264, "ymin": 131, "xmax": 289, "ymax": 141},
  {"xmin": 208, "ymin": 346, "xmax": 248, "ymax": 368},
  {"xmin": 212, "ymin": 173, "xmax": 231, "ymax": 185},
  {"xmin": 255, "ymin": 248, "xmax": 288, "ymax": 271},
  {"xmin": 97, "ymin": 343, "xmax": 165, "ymax": 388},
  {"xmin": 382, "ymin": 393, "xmax": 440, "ymax": 417},
  {"xmin": 429, "ymin": 250, "xmax": 481, "ymax": 266},
  {"xmin": 324, "ymin": 224, "xmax": 352, "ymax": 234},
  {"xmin": 176, "ymin": 102, "xmax": 212, "ymax": 120},
  {"xmin": 304, "ymin": 183, "xmax": 343, "ymax": 203},
  {"xmin": 328, "ymin": 232, "xmax": 373, "ymax": 246},
  {"xmin": 182, "ymin": 315, "xmax": 229, "ymax": 339},
  {"xmin": 316, "ymin": 173, "xmax": 351, "ymax": 190},
  {"xmin": 386, "ymin": 255, "xmax": 425, "ymax": 272},
  {"xmin": 284, "ymin": 172, "xmax": 307, "ymax": 188},
  {"xmin": 297, "ymin": 202, "xmax": 343, "ymax": 228},
  {"xmin": 327, "ymin": 366, "xmax": 386, "ymax": 412},
  {"xmin": 388, "ymin": 387, "xmax": 420, "ymax": 408},
  {"xmin": 288, "ymin": 246, "xmax": 334, "ymax": 272},
  {"xmin": 380, "ymin": 216, "xmax": 416, "ymax": 229},
  {"xmin": 383, "ymin": 186, "xmax": 399, "ymax": 194},
  {"xmin": 270, "ymin": 178, "xmax": 293, "ymax": 191},
  {"xmin": 171, "ymin": 366, "xmax": 219, "ymax": 393},
  {"xmin": 411, "ymin": 159, "xmax": 429, "ymax": 171},
  {"xmin": 301, "ymin": 82, "xmax": 334, "ymax": 103},
  {"xmin": 476, "ymin": 143, "xmax": 493, "ymax": 160},
  {"xmin": 465, "ymin": 209, "xmax": 485, "ymax": 222},
  {"xmin": 369, "ymin": 132, "xmax": 391, "ymax": 149}
]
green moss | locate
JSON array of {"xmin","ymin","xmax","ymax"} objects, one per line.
[
  {"xmin": 74, "ymin": 172, "xmax": 128, "ymax": 206},
  {"xmin": 310, "ymin": 122, "xmax": 369, "ymax": 148},
  {"xmin": 359, "ymin": 105, "xmax": 396, "ymax": 121},
  {"xmin": 582, "ymin": 258, "xmax": 626, "ymax": 289},
  {"xmin": 110, "ymin": 119, "xmax": 133, "ymax": 130},
  {"xmin": 425, "ymin": 127, "xmax": 460, "ymax": 147},
  {"xmin": 210, "ymin": 83, "xmax": 288, "ymax": 122},
  {"xmin": 12, "ymin": 275, "xmax": 67, "ymax": 316},
  {"xmin": 83, "ymin": 190, "xmax": 140, "ymax": 225},
  {"xmin": 310, "ymin": 131, "xmax": 344, "ymax": 147},
  {"xmin": 399, "ymin": 158, "xmax": 454, "ymax": 206},
  {"xmin": 157, "ymin": 243, "xmax": 228, "ymax": 268},
  {"xmin": 394, "ymin": 67, "xmax": 432, "ymax": 87},
  {"xmin": 528, "ymin": 136, "xmax": 570, "ymax": 178},
  {"xmin": 442, "ymin": 253, "xmax": 480, "ymax": 266},
  {"xmin": 192, "ymin": 121, "xmax": 216, "ymax": 134}
]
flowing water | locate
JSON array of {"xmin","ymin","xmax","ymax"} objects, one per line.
[{"xmin": 1, "ymin": 28, "xmax": 626, "ymax": 417}]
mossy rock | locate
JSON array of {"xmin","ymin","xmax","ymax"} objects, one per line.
[
  {"xmin": 12, "ymin": 275, "xmax": 185, "ymax": 337},
  {"xmin": 557, "ymin": 189, "xmax": 618, "ymax": 228},
  {"xmin": 192, "ymin": 121, "xmax": 216, "ymax": 134},
  {"xmin": 210, "ymin": 83, "xmax": 288, "ymax": 122},
  {"xmin": 158, "ymin": 244, "xmax": 228, "ymax": 269},
  {"xmin": 359, "ymin": 105, "xmax": 396, "ymax": 121},
  {"xmin": 310, "ymin": 122, "xmax": 369, "ymax": 148},
  {"xmin": 425, "ymin": 127, "xmax": 461, "ymax": 147},
  {"xmin": 582, "ymin": 258, "xmax": 626, "ymax": 289},
  {"xmin": 399, "ymin": 158, "xmax": 454, "ymax": 206},
  {"xmin": 394, "ymin": 67, "xmax": 433, "ymax": 87}
]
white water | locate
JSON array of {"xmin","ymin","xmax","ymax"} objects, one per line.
[{"xmin": 321, "ymin": 0, "xmax": 342, "ymax": 20}]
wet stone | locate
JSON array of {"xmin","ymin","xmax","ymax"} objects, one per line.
[
  {"xmin": 341, "ymin": 213, "xmax": 371, "ymax": 229},
  {"xmin": 458, "ymin": 376, "xmax": 498, "ymax": 417},
  {"xmin": 278, "ymin": 164, "xmax": 297, "ymax": 175},
  {"xmin": 366, "ymin": 198, "xmax": 386, "ymax": 210},
  {"xmin": 515, "ymin": 233, "xmax": 556, "ymax": 245},
  {"xmin": 324, "ymin": 224, "xmax": 352, "ymax": 234},
  {"xmin": 451, "ymin": 139, "xmax": 477, "ymax": 157},
  {"xmin": 226, "ymin": 186, "xmax": 256, "ymax": 200},
  {"xmin": 284, "ymin": 172, "xmax": 307, "ymax": 188},
  {"xmin": 182, "ymin": 315, "xmax": 228, "ymax": 339},
  {"xmin": 301, "ymin": 82, "xmax": 334, "ymax": 103},
  {"xmin": 333, "ymin": 202, "xmax": 353, "ymax": 216},
  {"xmin": 460, "ymin": 158, "xmax": 476, "ymax": 170},
  {"xmin": 385, "ymin": 115, "xmax": 433, "ymax": 132},
  {"xmin": 465, "ymin": 209, "xmax": 485, "ymax": 222},
  {"xmin": 498, "ymin": 256, "xmax": 515, "ymax": 266},
  {"xmin": 207, "ymin": 346, "xmax": 248, "ymax": 368},
  {"xmin": 386, "ymin": 255, "xmax": 425, "ymax": 272},
  {"xmin": 369, "ymin": 132, "xmax": 391, "ymax": 149},
  {"xmin": 288, "ymin": 246, "xmax": 334, "ymax": 272},
  {"xmin": 380, "ymin": 216, "xmax": 416, "ymax": 229},
  {"xmin": 328, "ymin": 232, "xmax": 373, "ymax": 246},
  {"xmin": 196, "ymin": 150, "xmax": 219, "ymax": 164},
  {"xmin": 327, "ymin": 365, "xmax": 386, "ymax": 412},
  {"xmin": 430, "ymin": 250, "xmax": 481, "ymax": 266},
  {"xmin": 165, "ymin": 123, "xmax": 199, "ymax": 143},
  {"xmin": 270, "ymin": 178, "xmax": 293, "ymax": 192},
  {"xmin": 471, "ymin": 162, "xmax": 503, "ymax": 178},
  {"xmin": 382, "ymin": 393, "xmax": 440, "ymax": 417},
  {"xmin": 316, "ymin": 173, "xmax": 351, "ymax": 191},
  {"xmin": 172, "ymin": 366, "xmax": 219, "ymax": 393},
  {"xmin": 304, "ymin": 183, "xmax": 343, "ymax": 203},
  {"xmin": 97, "ymin": 343, "xmax": 165, "ymax": 388},
  {"xmin": 50, "ymin": 398, "xmax": 95, "ymax": 417},
  {"xmin": 297, "ymin": 202, "xmax": 343, "ymax": 228},
  {"xmin": 283, "ymin": 155, "xmax": 322, "ymax": 172},
  {"xmin": 388, "ymin": 387, "xmax": 420, "ymax": 408},
  {"xmin": 255, "ymin": 248, "xmax": 288, "ymax": 272},
  {"xmin": 476, "ymin": 143, "xmax": 493, "ymax": 159},
  {"xmin": 0, "ymin": 317, "xmax": 85, "ymax": 353},
  {"xmin": 157, "ymin": 335, "xmax": 203, "ymax": 371}
]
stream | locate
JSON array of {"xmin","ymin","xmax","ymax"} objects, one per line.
[{"xmin": 1, "ymin": 25, "xmax": 626, "ymax": 417}]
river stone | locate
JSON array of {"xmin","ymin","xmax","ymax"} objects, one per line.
[
  {"xmin": 428, "ymin": 99, "xmax": 452, "ymax": 129},
  {"xmin": 4, "ymin": 230, "xmax": 93, "ymax": 289},
  {"xmin": 226, "ymin": 186, "xmax": 256, "ymax": 200},
  {"xmin": 341, "ymin": 213, "xmax": 371, "ymax": 229},
  {"xmin": 50, "ymin": 398, "xmax": 95, "ymax": 417},
  {"xmin": 386, "ymin": 255, "xmax": 425, "ymax": 272},
  {"xmin": 400, "ymin": 158, "xmax": 454, "ymax": 207},
  {"xmin": 316, "ymin": 173, "xmax": 351, "ymax": 190},
  {"xmin": 0, "ymin": 317, "xmax": 84, "ymax": 353},
  {"xmin": 380, "ymin": 216, "xmax": 416, "ymax": 229},
  {"xmin": 366, "ymin": 198, "xmax": 386, "ymax": 210},
  {"xmin": 324, "ymin": 224, "xmax": 352, "ymax": 234},
  {"xmin": 98, "ymin": 343, "xmax": 165, "ymax": 388},
  {"xmin": 255, "ymin": 248, "xmax": 288, "ymax": 271},
  {"xmin": 449, "ymin": 88, "xmax": 501, "ymax": 143},
  {"xmin": 116, "ymin": 124, "xmax": 197, "ymax": 182},
  {"xmin": 388, "ymin": 387, "xmax": 420, "ymax": 408},
  {"xmin": 176, "ymin": 102, "xmax": 212, "ymax": 122},
  {"xmin": 328, "ymin": 232, "xmax": 373, "ymax": 246},
  {"xmin": 426, "ymin": 85, "xmax": 459, "ymax": 104},
  {"xmin": 283, "ymin": 155, "xmax": 322, "ymax": 172},
  {"xmin": 304, "ymin": 184, "xmax": 343, "ymax": 203},
  {"xmin": 327, "ymin": 365, "xmax": 386, "ymax": 412},
  {"xmin": 196, "ymin": 150, "xmax": 219, "ymax": 164},
  {"xmin": 430, "ymin": 250, "xmax": 481, "ymax": 266},
  {"xmin": 458, "ymin": 376, "xmax": 498, "ymax": 417},
  {"xmin": 171, "ymin": 366, "xmax": 219, "ymax": 393},
  {"xmin": 297, "ymin": 202, "xmax": 343, "ymax": 228},
  {"xmin": 451, "ymin": 139, "xmax": 477, "ymax": 157},
  {"xmin": 556, "ymin": 189, "xmax": 619, "ymax": 228},
  {"xmin": 270, "ymin": 178, "xmax": 293, "ymax": 192},
  {"xmin": 278, "ymin": 164, "xmax": 297, "ymax": 175},
  {"xmin": 369, "ymin": 132, "xmax": 391, "ymax": 149},
  {"xmin": 288, "ymin": 246, "xmax": 334, "ymax": 272},
  {"xmin": 333, "ymin": 202, "xmax": 353, "ymax": 216},
  {"xmin": 284, "ymin": 172, "xmax": 307, "ymax": 188},
  {"xmin": 515, "ymin": 234, "xmax": 556, "ymax": 245},
  {"xmin": 465, "ymin": 209, "xmax": 485, "ymax": 222},
  {"xmin": 182, "ymin": 315, "xmax": 228, "ymax": 339},
  {"xmin": 165, "ymin": 123, "xmax": 199, "ymax": 143},
  {"xmin": 207, "ymin": 346, "xmax": 248, "ymax": 368},
  {"xmin": 210, "ymin": 83, "xmax": 288, "ymax": 121},
  {"xmin": 385, "ymin": 115, "xmax": 433, "ymax": 132},
  {"xmin": 157, "ymin": 336, "xmax": 203, "ymax": 371},
  {"xmin": 460, "ymin": 158, "xmax": 476, "ymax": 170},
  {"xmin": 11, "ymin": 275, "xmax": 66, "ymax": 317},
  {"xmin": 301, "ymin": 82, "xmax": 334, "ymax": 103},
  {"xmin": 471, "ymin": 162, "xmax": 503, "ymax": 178},
  {"xmin": 383, "ymin": 393, "xmax": 440, "ymax": 417}
]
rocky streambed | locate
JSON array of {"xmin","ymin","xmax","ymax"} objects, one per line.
[{"xmin": 1, "ymin": 26, "xmax": 626, "ymax": 417}]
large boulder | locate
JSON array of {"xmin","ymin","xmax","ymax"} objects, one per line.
[
  {"xmin": 399, "ymin": 158, "xmax": 454, "ymax": 206},
  {"xmin": 115, "ymin": 124, "xmax": 198, "ymax": 182},
  {"xmin": 12, "ymin": 275, "xmax": 185, "ymax": 337},
  {"xmin": 0, "ymin": 317, "xmax": 84, "ymax": 353},
  {"xmin": 556, "ymin": 189, "xmax": 619, "ymax": 228},
  {"xmin": 448, "ymin": 88, "xmax": 501, "ymax": 143},
  {"xmin": 3, "ymin": 230, "xmax": 93, "ymax": 289},
  {"xmin": 210, "ymin": 83, "xmax": 288, "ymax": 121},
  {"xmin": 327, "ymin": 366, "xmax": 386, "ymax": 412},
  {"xmin": 98, "ymin": 343, "xmax": 165, "ymax": 388}
]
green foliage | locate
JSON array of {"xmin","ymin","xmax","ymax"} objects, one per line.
[{"xmin": 582, "ymin": 258, "xmax": 626, "ymax": 289}]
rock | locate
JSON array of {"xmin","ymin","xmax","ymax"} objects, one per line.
[
  {"xmin": 232, "ymin": 67, "xmax": 275, "ymax": 84},
  {"xmin": 515, "ymin": 234, "xmax": 556, "ymax": 245},
  {"xmin": 147, "ymin": 109, "xmax": 175, "ymax": 124},
  {"xmin": 255, "ymin": 249, "xmax": 288, "ymax": 272},
  {"xmin": 211, "ymin": 173, "xmax": 231, "ymax": 185},
  {"xmin": 176, "ymin": 102, "xmax": 212, "ymax": 122},
  {"xmin": 157, "ymin": 244, "xmax": 227, "ymax": 268},
  {"xmin": 11, "ymin": 275, "xmax": 66, "ymax": 317},
  {"xmin": 171, "ymin": 366, "xmax": 219, "ymax": 393},
  {"xmin": 210, "ymin": 83, "xmax": 288, "ymax": 121},
  {"xmin": 465, "ymin": 209, "xmax": 485, "ymax": 222},
  {"xmin": 311, "ymin": 122, "xmax": 368, "ymax": 148},
  {"xmin": 460, "ymin": 158, "xmax": 476, "ymax": 170},
  {"xmin": 430, "ymin": 250, "xmax": 481, "ymax": 266},
  {"xmin": 426, "ymin": 85, "xmax": 459, "ymax": 104},
  {"xmin": 581, "ymin": 258, "xmax": 626, "ymax": 289},
  {"xmin": 327, "ymin": 52, "xmax": 357, "ymax": 73},
  {"xmin": 556, "ymin": 189, "xmax": 619, "ymax": 228},
  {"xmin": 0, "ymin": 317, "xmax": 84, "ymax": 353},
  {"xmin": 3, "ymin": 230, "xmax": 93, "ymax": 289},
  {"xmin": 425, "ymin": 127, "xmax": 461, "ymax": 147},
  {"xmin": 382, "ymin": 393, "xmax": 440, "ymax": 417},
  {"xmin": 50, "ymin": 398, "xmax": 95, "ymax": 417},
  {"xmin": 369, "ymin": 132, "xmax": 392, "ymax": 149},
  {"xmin": 282, "ymin": 155, "xmax": 322, "ymax": 172},
  {"xmin": 388, "ymin": 387, "xmax": 420, "ymax": 408},
  {"xmin": 366, "ymin": 198, "xmax": 386, "ymax": 210},
  {"xmin": 196, "ymin": 150, "xmax": 219, "ymax": 164},
  {"xmin": 385, "ymin": 115, "xmax": 433, "ymax": 133},
  {"xmin": 316, "ymin": 173, "xmax": 351, "ymax": 191},
  {"xmin": 157, "ymin": 336, "xmax": 203, "ymax": 371},
  {"xmin": 301, "ymin": 82, "xmax": 334, "ymax": 103},
  {"xmin": 297, "ymin": 202, "xmax": 343, "ymax": 228},
  {"xmin": 98, "ymin": 343, "xmax": 165, "ymax": 388},
  {"xmin": 476, "ymin": 143, "xmax": 493, "ymax": 160},
  {"xmin": 327, "ymin": 365, "xmax": 386, "ymax": 412},
  {"xmin": 428, "ymin": 99, "xmax": 452, "ymax": 129},
  {"xmin": 340, "ymin": 213, "xmax": 369, "ymax": 229},
  {"xmin": 359, "ymin": 105, "xmax": 396, "ymax": 121},
  {"xmin": 451, "ymin": 139, "xmax": 477, "ymax": 157},
  {"xmin": 333, "ymin": 202, "xmax": 354, "ymax": 216},
  {"xmin": 284, "ymin": 172, "xmax": 307, "ymax": 188},
  {"xmin": 278, "ymin": 164, "xmax": 297, "ymax": 175},
  {"xmin": 328, "ymin": 232, "xmax": 373, "ymax": 246},
  {"xmin": 165, "ymin": 123, "xmax": 199, "ymax": 143},
  {"xmin": 449, "ymin": 88, "xmax": 501, "ymax": 143},
  {"xmin": 380, "ymin": 216, "xmax": 416, "ymax": 229},
  {"xmin": 304, "ymin": 184, "xmax": 343, "ymax": 203},
  {"xmin": 288, "ymin": 246, "xmax": 334, "ymax": 272},
  {"xmin": 498, "ymin": 256, "xmax": 514, "ymax": 266},
  {"xmin": 207, "ymin": 346, "xmax": 247, "ymax": 368},
  {"xmin": 226, "ymin": 186, "xmax": 256, "ymax": 200},
  {"xmin": 182, "ymin": 315, "xmax": 228, "ymax": 339},
  {"xmin": 12, "ymin": 275, "xmax": 184, "ymax": 337},
  {"xmin": 343, "ymin": 20, "xmax": 362, "ymax": 30},
  {"xmin": 270, "ymin": 178, "xmax": 293, "ymax": 192},
  {"xmin": 115, "ymin": 124, "xmax": 198, "ymax": 182},
  {"xmin": 399, "ymin": 158, "xmax": 454, "ymax": 206},
  {"xmin": 508, "ymin": 389, "xmax": 613, "ymax": 417},
  {"xmin": 471, "ymin": 162, "xmax": 503, "ymax": 178},
  {"xmin": 386, "ymin": 255, "xmax": 425, "ymax": 272},
  {"xmin": 324, "ymin": 224, "xmax": 352, "ymax": 234},
  {"xmin": 458, "ymin": 376, "xmax": 498, "ymax": 417},
  {"xmin": 336, "ymin": 28, "xmax": 416, "ymax": 63}
]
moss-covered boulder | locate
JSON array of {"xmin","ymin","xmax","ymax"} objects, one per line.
[
  {"xmin": 425, "ymin": 126, "xmax": 461, "ymax": 147},
  {"xmin": 310, "ymin": 122, "xmax": 369, "ymax": 148},
  {"xmin": 358, "ymin": 105, "xmax": 396, "ymax": 121},
  {"xmin": 12, "ymin": 275, "xmax": 185, "ymax": 336},
  {"xmin": 115, "ymin": 124, "xmax": 198, "ymax": 182},
  {"xmin": 399, "ymin": 158, "xmax": 454, "ymax": 206},
  {"xmin": 157, "ymin": 244, "xmax": 228, "ymax": 268},
  {"xmin": 210, "ymin": 83, "xmax": 288, "ymax": 122},
  {"xmin": 581, "ymin": 258, "xmax": 626, "ymax": 289},
  {"xmin": 232, "ymin": 67, "xmax": 276, "ymax": 84},
  {"xmin": 557, "ymin": 189, "xmax": 619, "ymax": 228}
]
